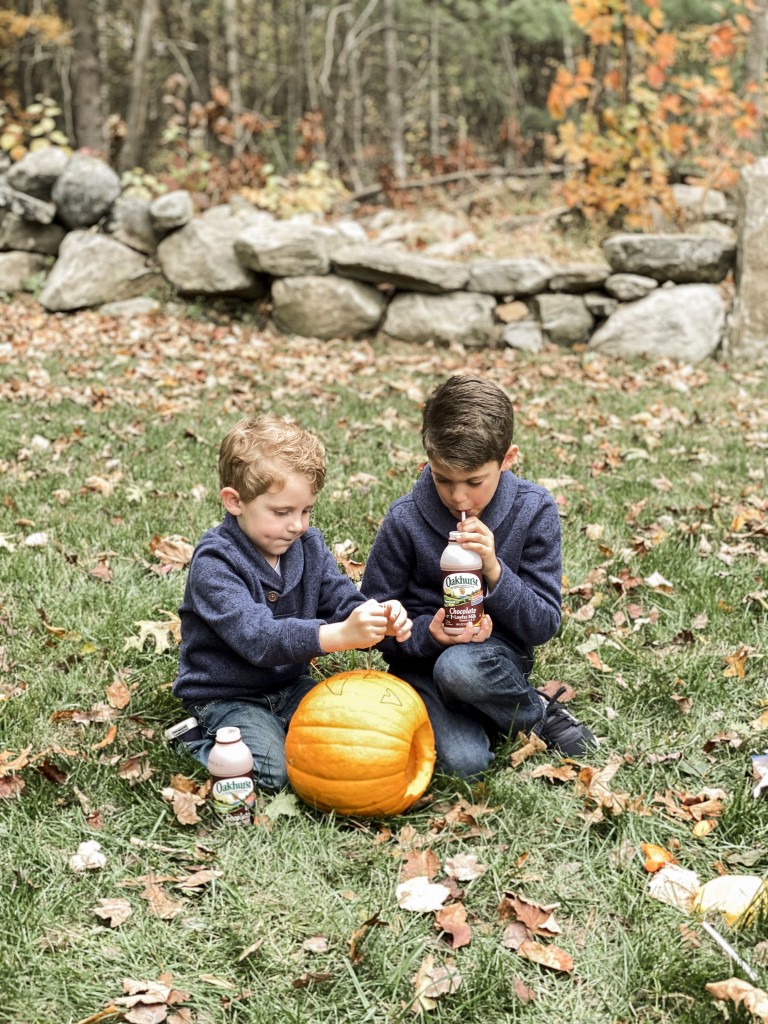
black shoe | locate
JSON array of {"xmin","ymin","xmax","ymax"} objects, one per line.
[
  {"xmin": 533, "ymin": 687, "xmax": 598, "ymax": 757},
  {"xmin": 164, "ymin": 716, "xmax": 203, "ymax": 747}
]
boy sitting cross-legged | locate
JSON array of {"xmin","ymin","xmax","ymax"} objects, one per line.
[
  {"xmin": 169, "ymin": 415, "xmax": 412, "ymax": 791},
  {"xmin": 361, "ymin": 375, "xmax": 598, "ymax": 779}
]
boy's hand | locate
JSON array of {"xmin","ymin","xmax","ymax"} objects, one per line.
[
  {"xmin": 456, "ymin": 516, "xmax": 502, "ymax": 590},
  {"xmin": 319, "ymin": 599, "xmax": 389, "ymax": 653},
  {"xmin": 429, "ymin": 608, "xmax": 493, "ymax": 646},
  {"xmin": 382, "ymin": 600, "xmax": 412, "ymax": 642}
]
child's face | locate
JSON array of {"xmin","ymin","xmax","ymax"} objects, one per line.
[
  {"xmin": 221, "ymin": 472, "xmax": 317, "ymax": 565},
  {"xmin": 429, "ymin": 449, "xmax": 516, "ymax": 521}
]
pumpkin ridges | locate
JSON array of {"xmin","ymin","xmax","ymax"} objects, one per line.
[{"xmin": 285, "ymin": 670, "xmax": 436, "ymax": 816}]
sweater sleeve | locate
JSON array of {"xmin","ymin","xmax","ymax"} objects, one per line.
[
  {"xmin": 361, "ymin": 511, "xmax": 443, "ymax": 660},
  {"xmin": 187, "ymin": 549, "xmax": 325, "ymax": 667},
  {"xmin": 485, "ymin": 493, "xmax": 562, "ymax": 646}
]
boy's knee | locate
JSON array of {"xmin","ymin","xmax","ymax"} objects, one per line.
[{"xmin": 437, "ymin": 746, "xmax": 493, "ymax": 780}]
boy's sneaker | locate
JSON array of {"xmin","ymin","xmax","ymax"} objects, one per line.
[
  {"xmin": 164, "ymin": 716, "xmax": 203, "ymax": 747},
  {"xmin": 533, "ymin": 687, "xmax": 598, "ymax": 757}
]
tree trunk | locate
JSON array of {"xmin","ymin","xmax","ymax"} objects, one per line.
[
  {"xmin": 65, "ymin": 0, "xmax": 104, "ymax": 152},
  {"xmin": 428, "ymin": 0, "xmax": 440, "ymax": 159},
  {"xmin": 120, "ymin": 0, "xmax": 160, "ymax": 171},
  {"xmin": 223, "ymin": 0, "xmax": 243, "ymax": 153},
  {"xmin": 383, "ymin": 0, "xmax": 406, "ymax": 182},
  {"xmin": 746, "ymin": 0, "xmax": 768, "ymax": 152}
]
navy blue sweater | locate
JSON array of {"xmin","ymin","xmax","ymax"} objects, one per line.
[
  {"xmin": 173, "ymin": 513, "xmax": 366, "ymax": 703},
  {"xmin": 361, "ymin": 466, "xmax": 562, "ymax": 673}
]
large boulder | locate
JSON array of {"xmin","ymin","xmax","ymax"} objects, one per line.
[
  {"xmin": 602, "ymin": 233, "xmax": 735, "ymax": 283},
  {"xmin": 587, "ymin": 284, "xmax": 725, "ymax": 363},
  {"xmin": 5, "ymin": 146, "xmax": 69, "ymax": 201},
  {"xmin": 271, "ymin": 274, "xmax": 385, "ymax": 339},
  {"xmin": 235, "ymin": 223, "xmax": 330, "ymax": 277},
  {"xmin": 467, "ymin": 257, "xmax": 553, "ymax": 296},
  {"xmin": 149, "ymin": 191, "xmax": 194, "ymax": 234},
  {"xmin": 105, "ymin": 196, "xmax": 159, "ymax": 253},
  {"xmin": 730, "ymin": 157, "xmax": 768, "ymax": 358},
  {"xmin": 332, "ymin": 243, "xmax": 468, "ymax": 293},
  {"xmin": 39, "ymin": 231, "xmax": 158, "ymax": 311},
  {"xmin": 0, "ymin": 212, "xmax": 65, "ymax": 254},
  {"xmin": 157, "ymin": 217, "xmax": 265, "ymax": 297},
  {"xmin": 52, "ymin": 153, "xmax": 121, "ymax": 229},
  {"xmin": 0, "ymin": 252, "xmax": 48, "ymax": 294},
  {"xmin": 382, "ymin": 291, "xmax": 496, "ymax": 347},
  {"xmin": 532, "ymin": 293, "xmax": 594, "ymax": 346}
]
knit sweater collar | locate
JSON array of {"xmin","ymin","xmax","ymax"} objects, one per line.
[
  {"xmin": 219, "ymin": 511, "xmax": 306, "ymax": 589},
  {"xmin": 412, "ymin": 464, "xmax": 519, "ymax": 535}
]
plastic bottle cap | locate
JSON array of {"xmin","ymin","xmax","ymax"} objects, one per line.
[{"xmin": 215, "ymin": 726, "xmax": 241, "ymax": 743}]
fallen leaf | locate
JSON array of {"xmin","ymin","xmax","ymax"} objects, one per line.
[
  {"xmin": 723, "ymin": 645, "xmax": 751, "ymax": 678},
  {"xmin": 706, "ymin": 977, "xmax": 768, "ymax": 1021},
  {"xmin": 435, "ymin": 902, "xmax": 471, "ymax": 949},
  {"xmin": 400, "ymin": 848, "xmax": 441, "ymax": 882},
  {"xmin": 349, "ymin": 912, "xmax": 385, "ymax": 965},
  {"xmin": 517, "ymin": 939, "xmax": 574, "ymax": 973},
  {"xmin": 640, "ymin": 842, "xmax": 677, "ymax": 873},
  {"xmin": 396, "ymin": 876, "xmax": 451, "ymax": 912},
  {"xmin": 69, "ymin": 840, "xmax": 107, "ymax": 872},
  {"xmin": 93, "ymin": 897, "xmax": 133, "ymax": 927},
  {"xmin": 646, "ymin": 863, "xmax": 700, "ymax": 913},
  {"xmin": 509, "ymin": 730, "xmax": 547, "ymax": 768},
  {"xmin": 411, "ymin": 955, "xmax": 462, "ymax": 1012},
  {"xmin": 443, "ymin": 853, "xmax": 488, "ymax": 882},
  {"xmin": 501, "ymin": 920, "xmax": 530, "ymax": 950},
  {"xmin": 512, "ymin": 976, "xmax": 538, "ymax": 1002}
]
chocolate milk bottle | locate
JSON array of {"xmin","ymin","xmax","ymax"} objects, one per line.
[
  {"xmin": 208, "ymin": 726, "xmax": 256, "ymax": 827},
  {"xmin": 440, "ymin": 532, "xmax": 484, "ymax": 635}
]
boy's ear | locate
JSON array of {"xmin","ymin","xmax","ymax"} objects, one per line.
[
  {"xmin": 501, "ymin": 445, "xmax": 519, "ymax": 470},
  {"xmin": 220, "ymin": 487, "xmax": 242, "ymax": 515}
]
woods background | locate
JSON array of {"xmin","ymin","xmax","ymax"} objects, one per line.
[{"xmin": 2, "ymin": 0, "xmax": 768, "ymax": 227}]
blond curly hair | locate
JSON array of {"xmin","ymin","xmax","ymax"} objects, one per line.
[{"xmin": 218, "ymin": 416, "xmax": 326, "ymax": 501}]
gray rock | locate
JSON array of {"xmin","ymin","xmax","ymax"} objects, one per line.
[
  {"xmin": 105, "ymin": 196, "xmax": 159, "ymax": 253},
  {"xmin": 271, "ymin": 274, "xmax": 385, "ymax": 339},
  {"xmin": 382, "ymin": 291, "xmax": 497, "ymax": 347},
  {"xmin": 99, "ymin": 296, "xmax": 162, "ymax": 317},
  {"xmin": 52, "ymin": 153, "xmax": 121, "ymax": 229},
  {"xmin": 157, "ymin": 218, "xmax": 265, "ymax": 298},
  {"xmin": 731, "ymin": 157, "xmax": 768, "ymax": 358},
  {"xmin": 533, "ymin": 293, "xmax": 594, "ymax": 346},
  {"xmin": 0, "ymin": 251, "xmax": 48, "ymax": 293},
  {"xmin": 501, "ymin": 319, "xmax": 544, "ymax": 353},
  {"xmin": 605, "ymin": 273, "xmax": 658, "ymax": 301},
  {"xmin": 0, "ymin": 182, "xmax": 56, "ymax": 224},
  {"xmin": 6, "ymin": 146, "xmax": 69, "ymax": 200},
  {"xmin": 39, "ymin": 231, "xmax": 156, "ymax": 311},
  {"xmin": 588, "ymin": 284, "xmax": 725, "ymax": 362},
  {"xmin": 149, "ymin": 191, "xmax": 194, "ymax": 234},
  {"xmin": 547, "ymin": 262, "xmax": 612, "ymax": 293},
  {"xmin": 0, "ymin": 212, "xmax": 65, "ymax": 254},
  {"xmin": 467, "ymin": 257, "xmax": 553, "ymax": 296},
  {"xmin": 583, "ymin": 291, "xmax": 619, "ymax": 318},
  {"xmin": 602, "ymin": 233, "xmax": 735, "ymax": 283},
  {"xmin": 235, "ymin": 223, "xmax": 330, "ymax": 277},
  {"xmin": 332, "ymin": 243, "xmax": 468, "ymax": 293},
  {"xmin": 671, "ymin": 183, "xmax": 727, "ymax": 218}
]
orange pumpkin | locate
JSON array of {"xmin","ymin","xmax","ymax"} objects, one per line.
[{"xmin": 285, "ymin": 669, "xmax": 436, "ymax": 817}]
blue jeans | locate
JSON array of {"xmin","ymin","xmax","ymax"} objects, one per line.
[
  {"xmin": 388, "ymin": 635, "xmax": 544, "ymax": 779},
  {"xmin": 183, "ymin": 676, "xmax": 319, "ymax": 792}
]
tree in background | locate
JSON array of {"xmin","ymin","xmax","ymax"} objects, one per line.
[{"xmin": 547, "ymin": 0, "xmax": 760, "ymax": 225}]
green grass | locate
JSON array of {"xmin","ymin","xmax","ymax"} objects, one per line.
[{"xmin": 1, "ymin": 296, "xmax": 767, "ymax": 1023}]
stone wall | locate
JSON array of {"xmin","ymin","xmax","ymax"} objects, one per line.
[{"xmin": 0, "ymin": 147, "xmax": 751, "ymax": 365}]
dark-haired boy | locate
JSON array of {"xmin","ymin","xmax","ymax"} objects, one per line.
[{"xmin": 361, "ymin": 375, "xmax": 597, "ymax": 777}]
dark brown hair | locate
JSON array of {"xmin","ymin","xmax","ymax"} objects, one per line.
[{"xmin": 421, "ymin": 375, "xmax": 514, "ymax": 469}]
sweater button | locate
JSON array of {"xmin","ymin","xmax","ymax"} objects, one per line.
[{"xmin": 267, "ymin": 591, "xmax": 279, "ymax": 603}]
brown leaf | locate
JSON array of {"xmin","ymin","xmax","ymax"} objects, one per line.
[
  {"xmin": 509, "ymin": 730, "xmax": 547, "ymax": 768},
  {"xmin": 530, "ymin": 762, "xmax": 578, "ymax": 783},
  {"xmin": 723, "ymin": 644, "xmax": 751, "ymax": 678},
  {"xmin": 435, "ymin": 902, "xmax": 472, "ymax": 949},
  {"xmin": 706, "ymin": 978, "xmax": 768, "ymax": 1021},
  {"xmin": 443, "ymin": 853, "xmax": 488, "ymax": 882},
  {"xmin": 410, "ymin": 955, "xmax": 462, "ymax": 1012},
  {"xmin": 400, "ymin": 848, "xmax": 440, "ymax": 882},
  {"xmin": 512, "ymin": 977, "xmax": 538, "ymax": 1003},
  {"xmin": 348, "ymin": 912, "xmax": 386, "ymax": 966},
  {"xmin": 140, "ymin": 881, "xmax": 185, "ymax": 920},
  {"xmin": 161, "ymin": 785, "xmax": 205, "ymax": 825},
  {"xmin": 509, "ymin": 895, "xmax": 562, "ymax": 937},
  {"xmin": 517, "ymin": 939, "xmax": 574, "ymax": 974},
  {"xmin": 106, "ymin": 673, "xmax": 133, "ymax": 709},
  {"xmin": 150, "ymin": 535, "xmax": 194, "ymax": 570},
  {"xmin": 501, "ymin": 920, "xmax": 530, "ymax": 950},
  {"xmin": 93, "ymin": 897, "xmax": 133, "ymax": 927},
  {"xmin": 92, "ymin": 724, "xmax": 118, "ymax": 750}
]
